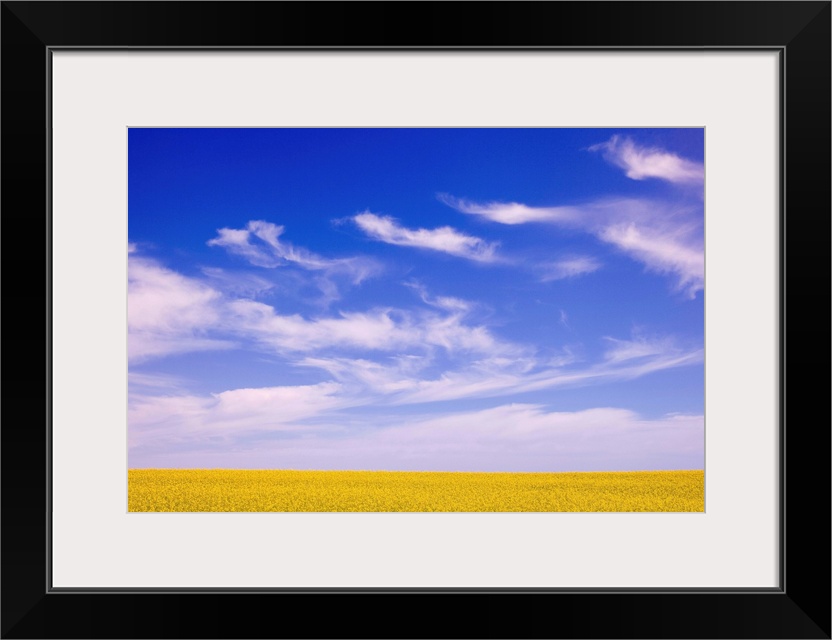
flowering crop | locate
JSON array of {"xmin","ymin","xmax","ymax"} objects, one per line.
[{"xmin": 128, "ymin": 469, "xmax": 704, "ymax": 512}]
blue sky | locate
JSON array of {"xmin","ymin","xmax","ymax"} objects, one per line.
[{"xmin": 128, "ymin": 128, "xmax": 704, "ymax": 471}]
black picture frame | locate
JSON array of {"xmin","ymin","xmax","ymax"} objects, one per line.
[{"xmin": 2, "ymin": 2, "xmax": 829, "ymax": 638}]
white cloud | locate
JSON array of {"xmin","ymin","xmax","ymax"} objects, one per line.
[
  {"xmin": 128, "ymin": 254, "xmax": 235, "ymax": 362},
  {"xmin": 539, "ymin": 256, "xmax": 602, "ymax": 281},
  {"xmin": 130, "ymin": 400, "xmax": 704, "ymax": 472},
  {"xmin": 228, "ymin": 298, "xmax": 517, "ymax": 357},
  {"xmin": 403, "ymin": 280, "xmax": 472, "ymax": 313},
  {"xmin": 352, "ymin": 211, "xmax": 500, "ymax": 263},
  {"xmin": 128, "ymin": 256, "xmax": 703, "ymax": 467},
  {"xmin": 438, "ymin": 193, "xmax": 579, "ymax": 225},
  {"xmin": 297, "ymin": 356, "xmax": 428, "ymax": 396},
  {"xmin": 210, "ymin": 382, "xmax": 347, "ymax": 426},
  {"xmin": 129, "ymin": 335, "xmax": 236, "ymax": 363},
  {"xmin": 598, "ymin": 222, "xmax": 704, "ymax": 298},
  {"xmin": 603, "ymin": 334, "xmax": 679, "ymax": 363},
  {"xmin": 564, "ymin": 200, "xmax": 703, "ymax": 297},
  {"xmin": 440, "ymin": 194, "xmax": 703, "ymax": 298},
  {"xmin": 291, "ymin": 331, "xmax": 700, "ymax": 407},
  {"xmin": 589, "ymin": 135, "xmax": 704, "ymax": 185},
  {"xmin": 127, "ymin": 247, "xmax": 701, "ymax": 470},
  {"xmin": 129, "ymin": 248, "xmax": 701, "ymax": 410},
  {"xmin": 207, "ymin": 220, "xmax": 381, "ymax": 304},
  {"xmin": 392, "ymin": 343, "xmax": 702, "ymax": 405},
  {"xmin": 129, "ymin": 381, "xmax": 350, "ymax": 451},
  {"xmin": 230, "ymin": 300, "xmax": 412, "ymax": 352},
  {"xmin": 208, "ymin": 220, "xmax": 322, "ymax": 270},
  {"xmin": 200, "ymin": 267, "xmax": 275, "ymax": 298},
  {"xmin": 129, "ymin": 250, "xmax": 523, "ymax": 364},
  {"xmin": 297, "ymin": 353, "xmax": 539, "ymax": 403},
  {"xmin": 128, "ymin": 371, "xmax": 188, "ymax": 390},
  {"xmin": 356, "ymin": 405, "xmax": 704, "ymax": 471}
]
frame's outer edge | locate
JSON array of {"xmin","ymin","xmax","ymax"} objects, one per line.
[
  {"xmin": 781, "ymin": 1, "xmax": 831, "ymax": 631},
  {"xmin": 0, "ymin": 1, "xmax": 828, "ymax": 47},
  {"xmin": 2, "ymin": 2, "xmax": 830, "ymax": 639},
  {"xmin": 2, "ymin": 4, "xmax": 53, "ymax": 639}
]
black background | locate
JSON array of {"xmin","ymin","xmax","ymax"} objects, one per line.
[{"xmin": 2, "ymin": 2, "xmax": 829, "ymax": 638}]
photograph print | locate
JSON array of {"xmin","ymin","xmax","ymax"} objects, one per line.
[{"xmin": 128, "ymin": 127, "xmax": 704, "ymax": 512}]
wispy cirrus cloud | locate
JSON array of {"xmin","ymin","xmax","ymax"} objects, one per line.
[
  {"xmin": 209, "ymin": 220, "xmax": 330, "ymax": 271},
  {"xmin": 129, "ymin": 397, "xmax": 704, "ymax": 472},
  {"xmin": 212, "ymin": 219, "xmax": 382, "ymax": 282},
  {"xmin": 352, "ymin": 211, "xmax": 500, "ymax": 263},
  {"xmin": 128, "ymin": 255, "xmax": 703, "ymax": 468},
  {"xmin": 130, "ymin": 248, "xmax": 700, "ymax": 409},
  {"xmin": 129, "ymin": 128, "xmax": 705, "ymax": 473},
  {"xmin": 437, "ymin": 193, "xmax": 579, "ymax": 225},
  {"xmin": 348, "ymin": 405, "xmax": 703, "ymax": 472},
  {"xmin": 602, "ymin": 334, "xmax": 681, "ymax": 364},
  {"xmin": 130, "ymin": 333, "xmax": 702, "ymax": 464},
  {"xmin": 442, "ymin": 195, "xmax": 703, "ymax": 298},
  {"xmin": 538, "ymin": 256, "xmax": 602, "ymax": 282},
  {"xmin": 128, "ymin": 371, "xmax": 189, "ymax": 391},
  {"xmin": 296, "ymin": 355, "xmax": 432, "ymax": 397},
  {"xmin": 597, "ymin": 222, "xmax": 703, "ymax": 297},
  {"xmin": 128, "ymin": 249, "xmax": 522, "ymax": 364},
  {"xmin": 588, "ymin": 135, "xmax": 704, "ymax": 185},
  {"xmin": 388, "ymin": 343, "xmax": 702, "ymax": 405},
  {"xmin": 403, "ymin": 280, "xmax": 473, "ymax": 313},
  {"xmin": 199, "ymin": 267, "xmax": 276, "ymax": 298},
  {"xmin": 291, "ymin": 329, "xmax": 700, "ymax": 407},
  {"xmin": 228, "ymin": 298, "xmax": 519, "ymax": 357},
  {"xmin": 128, "ymin": 381, "xmax": 350, "ymax": 450},
  {"xmin": 208, "ymin": 220, "xmax": 381, "ymax": 306},
  {"xmin": 128, "ymin": 254, "xmax": 235, "ymax": 363}
]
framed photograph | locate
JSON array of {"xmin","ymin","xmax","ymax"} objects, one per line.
[
  {"xmin": 3, "ymin": 2, "xmax": 829, "ymax": 638},
  {"xmin": 125, "ymin": 125, "xmax": 707, "ymax": 516}
]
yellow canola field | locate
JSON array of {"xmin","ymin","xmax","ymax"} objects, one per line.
[{"xmin": 128, "ymin": 469, "xmax": 703, "ymax": 512}]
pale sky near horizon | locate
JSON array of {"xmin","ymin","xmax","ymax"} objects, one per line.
[{"xmin": 128, "ymin": 128, "xmax": 704, "ymax": 471}]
